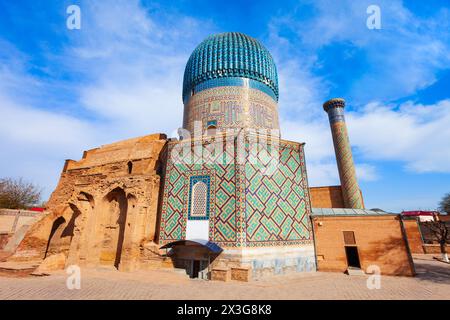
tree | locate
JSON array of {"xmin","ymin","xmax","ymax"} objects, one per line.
[
  {"xmin": 438, "ymin": 193, "xmax": 450, "ymax": 214},
  {"xmin": 0, "ymin": 177, "xmax": 42, "ymax": 209},
  {"xmin": 422, "ymin": 220, "xmax": 450, "ymax": 263}
]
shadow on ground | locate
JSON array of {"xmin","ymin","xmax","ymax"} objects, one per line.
[{"xmin": 414, "ymin": 256, "xmax": 450, "ymax": 284}]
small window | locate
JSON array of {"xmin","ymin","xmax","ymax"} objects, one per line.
[
  {"xmin": 127, "ymin": 161, "xmax": 133, "ymax": 174},
  {"xmin": 191, "ymin": 181, "xmax": 208, "ymax": 217},
  {"xmin": 343, "ymin": 231, "xmax": 356, "ymax": 245},
  {"xmin": 188, "ymin": 175, "xmax": 211, "ymax": 220}
]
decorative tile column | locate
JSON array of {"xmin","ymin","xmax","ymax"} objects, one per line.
[{"xmin": 323, "ymin": 98, "xmax": 364, "ymax": 209}]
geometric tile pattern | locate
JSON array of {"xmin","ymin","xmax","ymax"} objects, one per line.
[
  {"xmin": 245, "ymin": 141, "xmax": 313, "ymax": 246},
  {"xmin": 159, "ymin": 135, "xmax": 314, "ymax": 248},
  {"xmin": 159, "ymin": 141, "xmax": 236, "ymax": 245},
  {"xmin": 211, "ymin": 163, "xmax": 236, "ymax": 244}
]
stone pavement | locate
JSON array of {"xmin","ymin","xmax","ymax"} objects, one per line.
[{"xmin": 0, "ymin": 255, "xmax": 449, "ymax": 300}]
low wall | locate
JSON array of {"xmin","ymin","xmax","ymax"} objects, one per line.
[
  {"xmin": 422, "ymin": 244, "xmax": 448, "ymax": 254},
  {"xmin": 0, "ymin": 209, "xmax": 43, "ymax": 234},
  {"xmin": 0, "ymin": 209, "xmax": 44, "ymax": 253},
  {"xmin": 216, "ymin": 245, "xmax": 316, "ymax": 280}
]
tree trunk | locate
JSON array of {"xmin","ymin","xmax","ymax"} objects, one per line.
[{"xmin": 440, "ymin": 241, "xmax": 449, "ymax": 263}]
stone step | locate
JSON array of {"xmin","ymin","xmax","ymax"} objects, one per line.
[
  {"xmin": 158, "ymin": 267, "xmax": 191, "ymax": 279},
  {"xmin": 346, "ymin": 267, "xmax": 365, "ymax": 276},
  {"xmin": 172, "ymin": 267, "xmax": 189, "ymax": 276},
  {"xmin": 0, "ymin": 261, "xmax": 40, "ymax": 276}
]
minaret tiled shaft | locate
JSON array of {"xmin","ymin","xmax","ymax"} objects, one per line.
[{"xmin": 323, "ymin": 98, "xmax": 364, "ymax": 209}]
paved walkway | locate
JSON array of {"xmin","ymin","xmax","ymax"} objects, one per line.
[{"xmin": 0, "ymin": 255, "xmax": 448, "ymax": 300}]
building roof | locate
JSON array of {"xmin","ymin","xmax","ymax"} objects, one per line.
[
  {"xmin": 311, "ymin": 208, "xmax": 398, "ymax": 217},
  {"xmin": 160, "ymin": 239, "xmax": 223, "ymax": 253},
  {"xmin": 401, "ymin": 210, "xmax": 438, "ymax": 216},
  {"xmin": 182, "ymin": 32, "xmax": 278, "ymax": 103}
]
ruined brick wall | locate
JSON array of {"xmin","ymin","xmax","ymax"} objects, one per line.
[
  {"xmin": 402, "ymin": 218, "xmax": 424, "ymax": 254},
  {"xmin": 9, "ymin": 133, "xmax": 168, "ymax": 271},
  {"xmin": 312, "ymin": 215, "xmax": 415, "ymax": 276}
]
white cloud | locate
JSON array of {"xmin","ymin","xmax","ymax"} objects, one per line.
[
  {"xmin": 347, "ymin": 100, "xmax": 450, "ymax": 173},
  {"xmin": 355, "ymin": 163, "xmax": 378, "ymax": 182},
  {"xmin": 0, "ymin": 91, "xmax": 105, "ymax": 195},
  {"xmin": 65, "ymin": 0, "xmax": 216, "ymax": 138},
  {"xmin": 0, "ymin": 0, "xmax": 215, "ymax": 198},
  {"xmin": 267, "ymin": 0, "xmax": 450, "ymax": 191},
  {"xmin": 268, "ymin": 0, "xmax": 450, "ymax": 103},
  {"xmin": 280, "ymin": 118, "xmax": 379, "ymax": 186}
]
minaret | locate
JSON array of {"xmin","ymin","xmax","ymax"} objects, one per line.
[{"xmin": 323, "ymin": 98, "xmax": 364, "ymax": 209}]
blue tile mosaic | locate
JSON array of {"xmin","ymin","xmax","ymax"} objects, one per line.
[
  {"xmin": 182, "ymin": 32, "xmax": 279, "ymax": 103},
  {"xmin": 187, "ymin": 175, "xmax": 211, "ymax": 220},
  {"xmin": 184, "ymin": 77, "xmax": 277, "ymax": 104}
]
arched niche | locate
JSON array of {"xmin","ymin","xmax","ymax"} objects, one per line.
[
  {"xmin": 44, "ymin": 216, "xmax": 66, "ymax": 259},
  {"xmin": 99, "ymin": 187, "xmax": 128, "ymax": 269}
]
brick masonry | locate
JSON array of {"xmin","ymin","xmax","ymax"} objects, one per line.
[
  {"xmin": 309, "ymin": 186, "xmax": 345, "ymax": 208},
  {"xmin": 402, "ymin": 219, "xmax": 425, "ymax": 254},
  {"xmin": 6, "ymin": 133, "xmax": 168, "ymax": 272},
  {"xmin": 312, "ymin": 215, "xmax": 415, "ymax": 276}
]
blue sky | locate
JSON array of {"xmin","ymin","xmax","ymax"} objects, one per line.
[{"xmin": 0, "ymin": 0, "xmax": 449, "ymax": 212}]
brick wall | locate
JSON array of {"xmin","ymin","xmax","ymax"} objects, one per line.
[
  {"xmin": 402, "ymin": 219, "xmax": 424, "ymax": 254},
  {"xmin": 312, "ymin": 215, "xmax": 415, "ymax": 276},
  {"xmin": 309, "ymin": 186, "xmax": 345, "ymax": 208},
  {"xmin": 422, "ymin": 244, "xmax": 448, "ymax": 254}
]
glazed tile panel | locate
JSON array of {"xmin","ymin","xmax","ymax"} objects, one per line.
[
  {"xmin": 182, "ymin": 32, "xmax": 279, "ymax": 103},
  {"xmin": 159, "ymin": 136, "xmax": 313, "ymax": 247},
  {"xmin": 159, "ymin": 141, "xmax": 237, "ymax": 246},
  {"xmin": 244, "ymin": 141, "xmax": 313, "ymax": 246},
  {"xmin": 183, "ymin": 86, "xmax": 280, "ymax": 133}
]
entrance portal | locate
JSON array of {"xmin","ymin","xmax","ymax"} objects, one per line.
[
  {"xmin": 189, "ymin": 259, "xmax": 209, "ymax": 279},
  {"xmin": 192, "ymin": 260, "xmax": 200, "ymax": 278},
  {"xmin": 345, "ymin": 246, "xmax": 361, "ymax": 268},
  {"xmin": 160, "ymin": 240, "xmax": 222, "ymax": 280}
]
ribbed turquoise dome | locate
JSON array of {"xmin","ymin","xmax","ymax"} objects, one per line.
[{"xmin": 183, "ymin": 32, "xmax": 279, "ymax": 103}]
